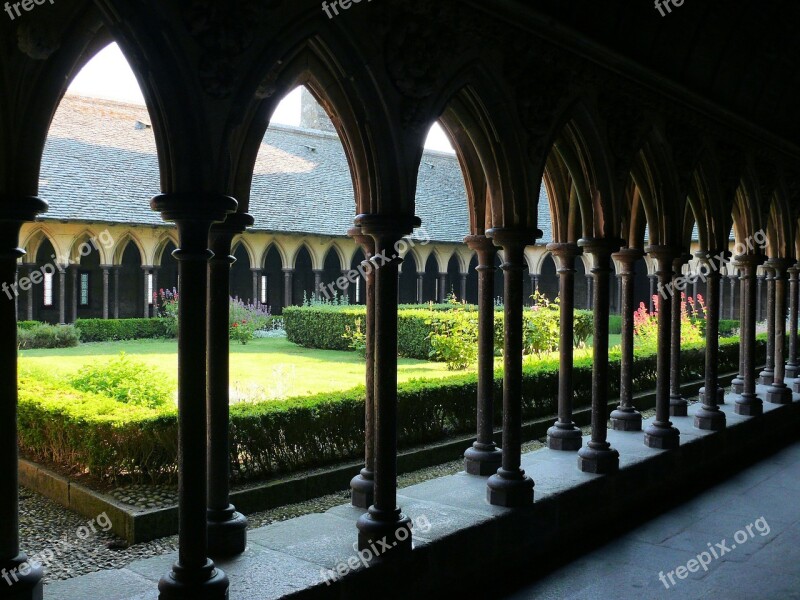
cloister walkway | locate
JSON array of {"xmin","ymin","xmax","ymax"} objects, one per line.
[{"xmin": 43, "ymin": 387, "xmax": 800, "ymax": 600}]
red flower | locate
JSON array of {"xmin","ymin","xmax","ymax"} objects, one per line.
[{"xmin": 232, "ymin": 322, "xmax": 239, "ymax": 328}]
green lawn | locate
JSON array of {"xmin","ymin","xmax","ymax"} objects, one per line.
[{"xmin": 19, "ymin": 337, "xmax": 460, "ymax": 400}]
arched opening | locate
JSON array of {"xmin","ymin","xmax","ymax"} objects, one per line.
[
  {"xmin": 71, "ymin": 240, "xmax": 103, "ymax": 320},
  {"xmin": 348, "ymin": 248, "xmax": 367, "ymax": 305},
  {"xmin": 322, "ymin": 247, "xmax": 344, "ymax": 301},
  {"xmin": 31, "ymin": 239, "xmax": 60, "ymax": 324},
  {"xmin": 263, "ymin": 245, "xmax": 284, "ymax": 314},
  {"xmin": 118, "ymin": 242, "xmax": 143, "ymax": 319},
  {"xmin": 158, "ymin": 241, "xmax": 179, "ymax": 296},
  {"xmin": 465, "ymin": 255, "xmax": 479, "ymax": 305},
  {"xmin": 539, "ymin": 254, "xmax": 559, "ymax": 302},
  {"xmin": 399, "ymin": 252, "xmax": 418, "ymax": 304},
  {"xmin": 493, "ymin": 254, "xmax": 505, "ymax": 303},
  {"xmin": 423, "ymin": 254, "xmax": 439, "ymax": 303},
  {"xmin": 293, "ymin": 246, "xmax": 315, "ymax": 305},
  {"xmin": 230, "ymin": 244, "xmax": 253, "ymax": 303},
  {"xmin": 446, "ymin": 254, "xmax": 462, "ymax": 301}
]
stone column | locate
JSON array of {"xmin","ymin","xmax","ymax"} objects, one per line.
[
  {"xmin": 735, "ymin": 254, "xmax": 764, "ymax": 417},
  {"xmin": 141, "ymin": 266, "xmax": 152, "ymax": 318},
  {"xmin": 585, "ymin": 273, "xmax": 593, "ymax": 310},
  {"xmin": 313, "ymin": 269, "xmax": 323, "ymax": 300},
  {"xmin": 355, "ymin": 214, "xmax": 419, "ymax": 557},
  {"xmin": 416, "ymin": 272, "xmax": 424, "ymax": 304},
  {"xmin": 731, "ymin": 259, "xmax": 746, "ymax": 394},
  {"xmin": 24, "ymin": 263, "xmax": 34, "ymax": 321},
  {"xmin": 766, "ymin": 259, "xmax": 793, "ymax": 404},
  {"xmin": 0, "ymin": 197, "xmax": 47, "ymax": 600},
  {"xmin": 729, "ymin": 274, "xmax": 737, "ymax": 320},
  {"xmin": 756, "ymin": 275, "xmax": 764, "ymax": 322},
  {"xmin": 649, "ymin": 275, "xmax": 656, "ymax": 312},
  {"xmin": 611, "ymin": 248, "xmax": 643, "ymax": 431},
  {"xmin": 786, "ymin": 265, "xmax": 800, "ymax": 379},
  {"xmin": 438, "ymin": 272, "xmax": 447, "ymax": 302},
  {"xmin": 463, "ymin": 235, "xmax": 502, "ymax": 473},
  {"xmin": 695, "ymin": 251, "xmax": 726, "ymax": 430},
  {"xmin": 207, "ymin": 214, "xmax": 253, "ymax": 558},
  {"xmin": 151, "ymin": 267, "xmax": 160, "ymax": 317},
  {"xmin": 70, "ymin": 264, "xmax": 79, "ymax": 322},
  {"xmin": 546, "ymin": 242, "xmax": 583, "ymax": 450},
  {"xmin": 576, "ymin": 238, "xmax": 620, "ymax": 472},
  {"xmin": 643, "ymin": 245, "xmax": 680, "ymax": 450},
  {"xmin": 669, "ymin": 253, "xmax": 692, "ymax": 417},
  {"xmin": 282, "ymin": 268, "xmax": 293, "ymax": 307},
  {"xmin": 719, "ymin": 271, "xmax": 725, "ymax": 316},
  {"xmin": 113, "ymin": 266, "xmax": 120, "ymax": 319},
  {"xmin": 459, "ymin": 273, "xmax": 468, "ymax": 302},
  {"xmin": 486, "ymin": 228, "xmax": 538, "ymax": 505},
  {"xmin": 348, "ymin": 227, "xmax": 377, "ymax": 506},
  {"xmin": 759, "ymin": 264, "xmax": 776, "ymax": 385},
  {"xmin": 58, "ymin": 266, "xmax": 66, "ymax": 324},
  {"xmin": 251, "ymin": 268, "xmax": 261, "ymax": 306},
  {"xmin": 152, "ymin": 193, "xmax": 235, "ymax": 600},
  {"xmin": 102, "ymin": 266, "xmax": 110, "ymax": 319}
]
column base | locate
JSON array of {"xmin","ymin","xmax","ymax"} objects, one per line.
[
  {"xmin": 734, "ymin": 393, "xmax": 763, "ymax": 416},
  {"xmin": 794, "ymin": 379, "xmax": 800, "ymax": 394},
  {"xmin": 766, "ymin": 384, "xmax": 793, "ymax": 405},
  {"xmin": 486, "ymin": 468, "xmax": 534, "ymax": 507},
  {"xmin": 699, "ymin": 386, "xmax": 725, "ymax": 405},
  {"xmin": 785, "ymin": 363, "xmax": 800, "ymax": 379},
  {"xmin": 669, "ymin": 395, "xmax": 688, "ymax": 417},
  {"xmin": 694, "ymin": 407, "xmax": 726, "ymax": 431},
  {"xmin": 730, "ymin": 376, "xmax": 745, "ymax": 394},
  {"xmin": 207, "ymin": 507, "xmax": 248, "ymax": 557},
  {"xmin": 546, "ymin": 422, "xmax": 583, "ymax": 451},
  {"xmin": 759, "ymin": 369, "xmax": 775, "ymax": 385},
  {"xmin": 350, "ymin": 469, "xmax": 375, "ymax": 508},
  {"xmin": 643, "ymin": 422, "xmax": 680, "ymax": 450},
  {"xmin": 356, "ymin": 507, "xmax": 413, "ymax": 558},
  {"xmin": 577, "ymin": 443, "xmax": 619, "ymax": 474},
  {"xmin": 464, "ymin": 444, "xmax": 503, "ymax": 475},
  {"xmin": 610, "ymin": 408, "xmax": 642, "ymax": 432},
  {"xmin": 0, "ymin": 553, "xmax": 43, "ymax": 600},
  {"xmin": 158, "ymin": 560, "xmax": 228, "ymax": 600}
]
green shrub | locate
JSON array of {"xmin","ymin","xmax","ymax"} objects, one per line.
[
  {"xmin": 18, "ymin": 323, "xmax": 80, "ymax": 349},
  {"xmin": 75, "ymin": 318, "xmax": 174, "ymax": 342},
  {"xmin": 427, "ymin": 307, "xmax": 478, "ymax": 369},
  {"xmin": 18, "ymin": 320, "xmax": 41, "ymax": 331},
  {"xmin": 69, "ymin": 353, "xmax": 174, "ymax": 409},
  {"xmin": 719, "ymin": 319, "xmax": 740, "ymax": 336},
  {"xmin": 608, "ymin": 315, "xmax": 622, "ymax": 335},
  {"xmin": 17, "ymin": 335, "xmax": 764, "ymax": 483}
]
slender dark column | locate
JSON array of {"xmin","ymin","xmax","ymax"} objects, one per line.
[
  {"xmin": 416, "ymin": 273, "xmax": 424, "ymax": 303},
  {"xmin": 313, "ymin": 269, "xmax": 323, "ymax": 300},
  {"xmin": 102, "ymin": 266, "xmax": 110, "ymax": 319},
  {"xmin": 766, "ymin": 259, "xmax": 793, "ymax": 404},
  {"xmin": 649, "ymin": 275, "xmax": 656, "ymax": 312},
  {"xmin": 142, "ymin": 266, "xmax": 152, "ymax": 318},
  {"xmin": 611, "ymin": 248, "xmax": 643, "ymax": 431},
  {"xmin": 729, "ymin": 275, "xmax": 736, "ymax": 319},
  {"xmin": 24, "ymin": 263, "xmax": 33, "ymax": 321},
  {"xmin": 546, "ymin": 242, "xmax": 583, "ymax": 449},
  {"xmin": 759, "ymin": 264, "xmax": 776, "ymax": 384},
  {"xmin": 719, "ymin": 273, "xmax": 725, "ymax": 316},
  {"xmin": 151, "ymin": 267, "xmax": 160, "ymax": 317},
  {"xmin": 207, "ymin": 214, "xmax": 253, "ymax": 558},
  {"xmin": 486, "ymin": 228, "xmax": 538, "ymax": 505},
  {"xmin": 576, "ymin": 238, "xmax": 620, "ymax": 472},
  {"xmin": 757, "ymin": 276, "xmax": 764, "ymax": 322},
  {"xmin": 282, "ymin": 268, "xmax": 293, "ymax": 307},
  {"xmin": 113, "ymin": 266, "xmax": 120, "ymax": 319},
  {"xmin": 355, "ymin": 214, "xmax": 419, "ymax": 557},
  {"xmin": 695, "ymin": 251, "xmax": 726, "ymax": 430},
  {"xmin": 735, "ymin": 254, "xmax": 764, "ymax": 416},
  {"xmin": 58, "ymin": 267, "xmax": 66, "ymax": 324},
  {"xmin": 463, "ymin": 235, "xmax": 503, "ymax": 473},
  {"xmin": 348, "ymin": 227, "xmax": 377, "ymax": 506},
  {"xmin": 731, "ymin": 260, "xmax": 746, "ymax": 393},
  {"xmin": 643, "ymin": 245, "xmax": 680, "ymax": 450},
  {"xmin": 585, "ymin": 273, "xmax": 592, "ymax": 310},
  {"xmin": 152, "ymin": 193, "xmax": 235, "ymax": 600},
  {"xmin": 438, "ymin": 272, "xmax": 447, "ymax": 302},
  {"xmin": 251, "ymin": 268, "xmax": 261, "ymax": 305},
  {"xmin": 0, "ymin": 197, "xmax": 47, "ymax": 600},
  {"xmin": 669, "ymin": 254, "xmax": 691, "ymax": 417},
  {"xmin": 70, "ymin": 264, "xmax": 78, "ymax": 322},
  {"xmin": 787, "ymin": 265, "xmax": 800, "ymax": 380}
]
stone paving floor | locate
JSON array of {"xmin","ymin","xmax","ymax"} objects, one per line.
[{"xmin": 504, "ymin": 439, "xmax": 800, "ymax": 600}]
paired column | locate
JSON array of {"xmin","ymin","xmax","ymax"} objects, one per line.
[
  {"xmin": 611, "ymin": 248, "xmax": 643, "ymax": 431},
  {"xmin": 355, "ymin": 214, "xmax": 419, "ymax": 557},
  {"xmin": 731, "ymin": 260, "xmax": 746, "ymax": 394},
  {"xmin": 759, "ymin": 264, "xmax": 776, "ymax": 384},
  {"xmin": 313, "ymin": 269, "xmax": 323, "ymax": 300},
  {"xmin": 546, "ymin": 242, "xmax": 583, "ymax": 449},
  {"xmin": 207, "ymin": 214, "xmax": 253, "ymax": 557},
  {"xmin": 787, "ymin": 265, "xmax": 800, "ymax": 381},
  {"xmin": 643, "ymin": 246, "xmax": 680, "ymax": 450},
  {"xmin": 438, "ymin": 272, "xmax": 447, "ymax": 302},
  {"xmin": 348, "ymin": 227, "xmax": 377, "ymax": 506},
  {"xmin": 459, "ymin": 273, "xmax": 468, "ymax": 302},
  {"xmin": 282, "ymin": 268, "xmax": 293, "ymax": 307},
  {"xmin": 113, "ymin": 266, "xmax": 120, "ymax": 319},
  {"xmin": 669, "ymin": 254, "xmax": 692, "ymax": 417},
  {"xmin": 152, "ymin": 193, "xmax": 236, "ymax": 600},
  {"xmin": 734, "ymin": 254, "xmax": 764, "ymax": 416},
  {"xmin": 251, "ymin": 268, "xmax": 262, "ymax": 306},
  {"xmin": 102, "ymin": 266, "xmax": 111, "ymax": 319},
  {"xmin": 766, "ymin": 259, "xmax": 793, "ymax": 404},
  {"xmin": 416, "ymin": 273, "xmax": 424, "ymax": 303},
  {"xmin": 142, "ymin": 266, "xmax": 153, "ymax": 318},
  {"xmin": 58, "ymin": 266, "xmax": 66, "ymax": 324},
  {"xmin": 486, "ymin": 228, "xmax": 537, "ymax": 505},
  {"xmin": 70, "ymin": 264, "xmax": 79, "ymax": 322},
  {"xmin": 463, "ymin": 235, "xmax": 503, "ymax": 473},
  {"xmin": 576, "ymin": 238, "xmax": 620, "ymax": 473},
  {"xmin": 695, "ymin": 251, "xmax": 726, "ymax": 430},
  {"xmin": 0, "ymin": 197, "xmax": 47, "ymax": 600}
]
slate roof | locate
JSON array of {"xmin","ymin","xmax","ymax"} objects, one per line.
[{"xmin": 40, "ymin": 95, "xmax": 554, "ymax": 244}]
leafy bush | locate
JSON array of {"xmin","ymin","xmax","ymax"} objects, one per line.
[
  {"xmin": 608, "ymin": 315, "xmax": 623, "ymax": 335},
  {"xmin": 18, "ymin": 320, "xmax": 41, "ymax": 331},
  {"xmin": 69, "ymin": 353, "xmax": 174, "ymax": 409},
  {"xmin": 427, "ymin": 306, "xmax": 478, "ymax": 369},
  {"xmin": 342, "ymin": 318, "xmax": 367, "ymax": 357},
  {"xmin": 18, "ymin": 324, "xmax": 80, "ymax": 349},
  {"xmin": 75, "ymin": 318, "xmax": 174, "ymax": 342},
  {"xmin": 17, "ymin": 335, "xmax": 764, "ymax": 483}
]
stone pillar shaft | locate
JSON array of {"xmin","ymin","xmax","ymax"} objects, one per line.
[
  {"xmin": 759, "ymin": 266, "xmax": 776, "ymax": 384},
  {"xmin": 767, "ymin": 259, "xmax": 793, "ymax": 404},
  {"xmin": 787, "ymin": 266, "xmax": 800, "ymax": 379},
  {"xmin": 283, "ymin": 269, "xmax": 293, "ymax": 308},
  {"xmin": 102, "ymin": 267, "xmax": 110, "ymax": 319},
  {"xmin": 735, "ymin": 254, "xmax": 764, "ymax": 416},
  {"xmin": 695, "ymin": 251, "xmax": 725, "ymax": 430},
  {"xmin": 611, "ymin": 248, "xmax": 643, "ymax": 431},
  {"xmin": 669, "ymin": 254, "xmax": 691, "ymax": 416}
]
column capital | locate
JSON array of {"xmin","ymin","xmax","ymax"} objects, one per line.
[
  {"xmin": 250, "ymin": 267, "xmax": 263, "ymax": 274},
  {"xmin": 767, "ymin": 257, "xmax": 794, "ymax": 277},
  {"xmin": 210, "ymin": 212, "xmax": 254, "ymax": 236},
  {"xmin": 354, "ymin": 214, "xmax": 420, "ymax": 239},
  {"xmin": 788, "ymin": 264, "xmax": 800, "ymax": 278},
  {"xmin": 486, "ymin": 227, "xmax": 540, "ymax": 250},
  {"xmin": 464, "ymin": 234, "xmax": 497, "ymax": 254},
  {"xmin": 672, "ymin": 252, "xmax": 693, "ymax": 270},
  {"xmin": 151, "ymin": 193, "xmax": 237, "ymax": 223},
  {"xmin": 612, "ymin": 246, "xmax": 644, "ymax": 263},
  {"xmin": 579, "ymin": 237, "xmax": 622, "ymax": 257},
  {"xmin": 348, "ymin": 226, "xmax": 376, "ymax": 256},
  {"xmin": 0, "ymin": 195, "xmax": 48, "ymax": 224},
  {"xmin": 547, "ymin": 242, "xmax": 582, "ymax": 272},
  {"xmin": 282, "ymin": 267, "xmax": 295, "ymax": 274}
]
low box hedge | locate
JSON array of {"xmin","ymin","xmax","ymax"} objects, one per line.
[
  {"xmin": 75, "ymin": 318, "xmax": 175, "ymax": 342},
  {"xmin": 17, "ymin": 335, "xmax": 764, "ymax": 484}
]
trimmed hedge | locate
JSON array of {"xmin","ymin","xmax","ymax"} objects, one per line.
[
  {"xmin": 18, "ymin": 324, "xmax": 80, "ymax": 349},
  {"xmin": 609, "ymin": 315, "xmax": 622, "ymax": 335},
  {"xmin": 75, "ymin": 318, "xmax": 175, "ymax": 342},
  {"xmin": 17, "ymin": 335, "xmax": 764, "ymax": 483}
]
